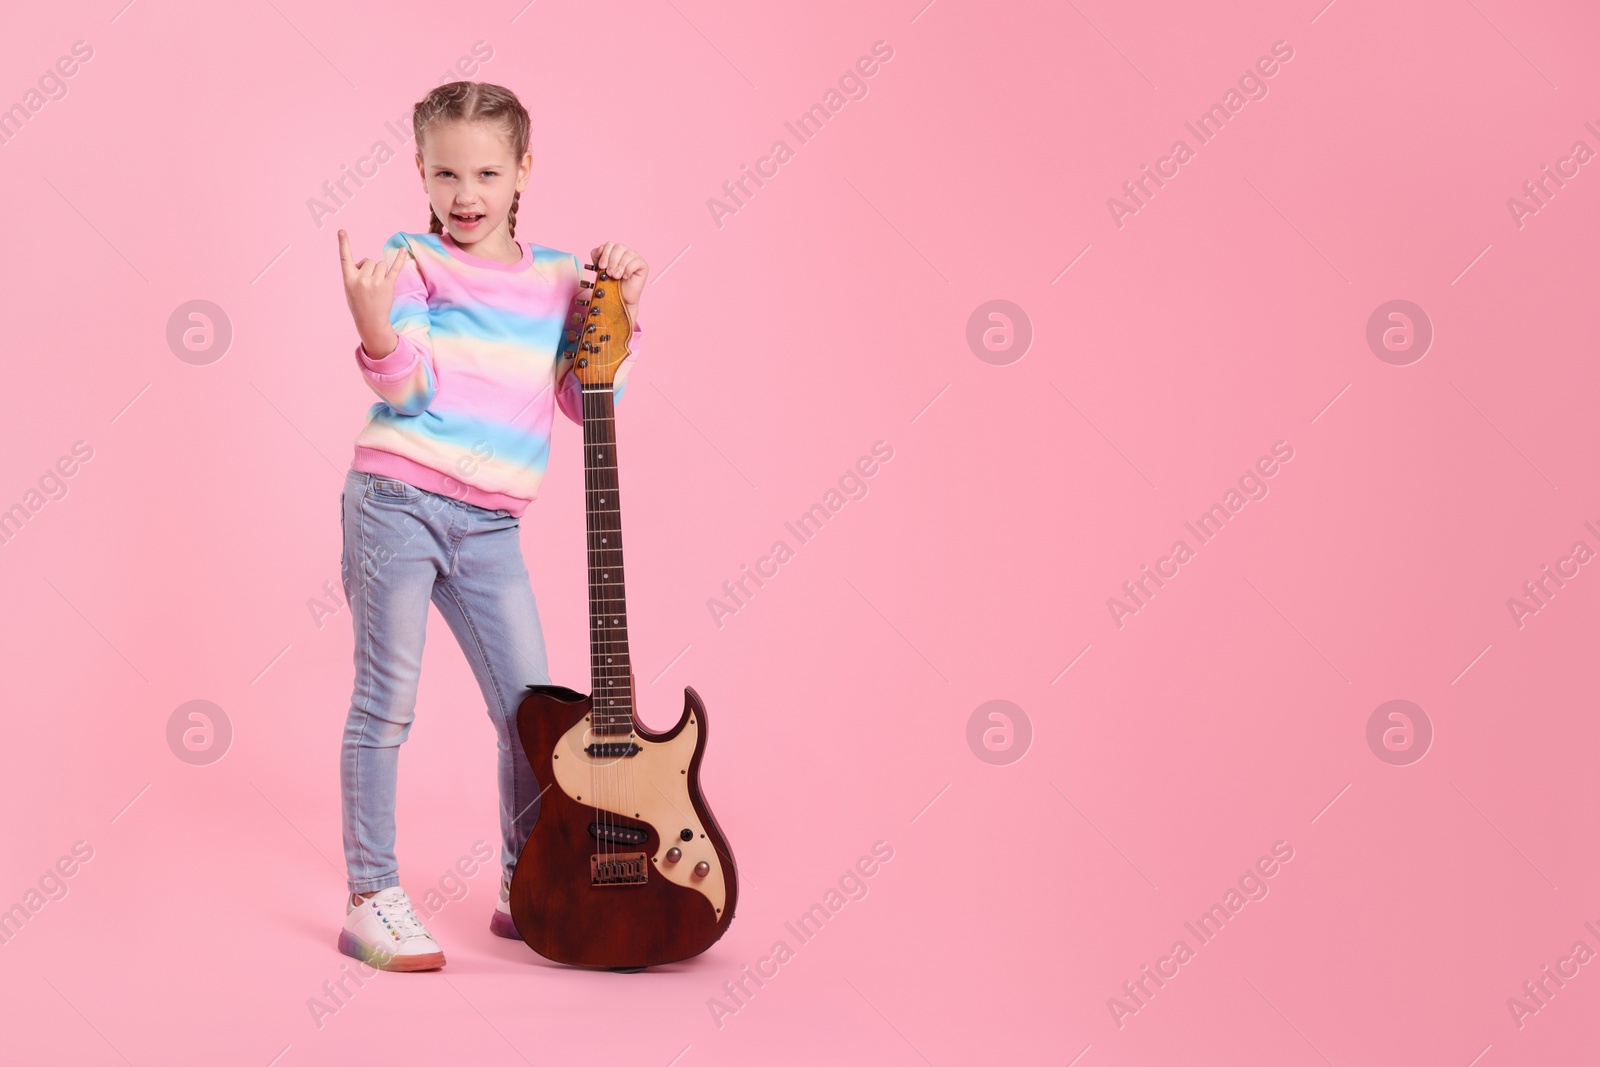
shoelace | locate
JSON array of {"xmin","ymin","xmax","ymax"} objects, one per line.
[{"xmin": 370, "ymin": 890, "xmax": 429, "ymax": 940}]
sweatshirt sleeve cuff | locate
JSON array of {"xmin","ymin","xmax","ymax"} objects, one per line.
[{"xmin": 356, "ymin": 336, "xmax": 419, "ymax": 379}]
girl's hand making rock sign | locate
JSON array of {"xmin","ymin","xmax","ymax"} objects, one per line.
[{"xmin": 338, "ymin": 229, "xmax": 407, "ymax": 359}]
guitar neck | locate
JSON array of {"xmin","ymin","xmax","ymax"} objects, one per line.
[{"xmin": 581, "ymin": 382, "xmax": 633, "ymax": 734}]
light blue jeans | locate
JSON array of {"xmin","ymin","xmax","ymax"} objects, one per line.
[{"xmin": 339, "ymin": 469, "xmax": 548, "ymax": 894}]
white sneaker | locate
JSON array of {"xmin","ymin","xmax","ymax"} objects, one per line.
[
  {"xmin": 489, "ymin": 876, "xmax": 518, "ymax": 939},
  {"xmin": 338, "ymin": 886, "xmax": 445, "ymax": 972}
]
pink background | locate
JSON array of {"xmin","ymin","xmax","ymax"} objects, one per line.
[{"xmin": 3, "ymin": 0, "xmax": 1599, "ymax": 1063}]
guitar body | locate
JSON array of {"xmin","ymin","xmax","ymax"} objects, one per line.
[{"xmin": 508, "ymin": 682, "xmax": 738, "ymax": 969}]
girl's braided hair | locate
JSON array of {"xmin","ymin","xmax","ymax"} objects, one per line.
[{"xmin": 412, "ymin": 81, "xmax": 531, "ymax": 239}]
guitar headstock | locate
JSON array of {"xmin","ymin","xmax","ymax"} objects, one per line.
[{"xmin": 565, "ymin": 261, "xmax": 634, "ymax": 387}]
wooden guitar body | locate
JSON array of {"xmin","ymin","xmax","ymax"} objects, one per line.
[{"xmin": 509, "ymin": 683, "xmax": 737, "ymax": 969}]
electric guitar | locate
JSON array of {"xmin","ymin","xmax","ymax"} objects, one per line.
[{"xmin": 506, "ymin": 259, "xmax": 738, "ymax": 970}]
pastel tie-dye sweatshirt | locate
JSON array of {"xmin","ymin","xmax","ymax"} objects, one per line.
[{"xmin": 349, "ymin": 230, "xmax": 639, "ymax": 517}]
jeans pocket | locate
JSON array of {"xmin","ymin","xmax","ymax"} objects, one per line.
[{"xmin": 369, "ymin": 476, "xmax": 420, "ymax": 502}]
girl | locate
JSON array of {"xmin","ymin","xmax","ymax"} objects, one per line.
[{"xmin": 333, "ymin": 81, "xmax": 648, "ymax": 972}]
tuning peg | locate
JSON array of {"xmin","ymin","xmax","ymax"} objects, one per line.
[
  {"xmin": 594, "ymin": 288, "xmax": 605, "ymax": 297},
  {"xmin": 580, "ymin": 279, "xmax": 593, "ymax": 289}
]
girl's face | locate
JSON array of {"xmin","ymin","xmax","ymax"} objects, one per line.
[{"xmin": 416, "ymin": 121, "xmax": 531, "ymax": 252}]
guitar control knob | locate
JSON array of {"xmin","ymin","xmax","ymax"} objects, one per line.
[
  {"xmin": 680, "ymin": 828, "xmax": 693, "ymax": 841},
  {"xmin": 693, "ymin": 861, "xmax": 710, "ymax": 878},
  {"xmin": 665, "ymin": 848, "xmax": 681, "ymax": 863}
]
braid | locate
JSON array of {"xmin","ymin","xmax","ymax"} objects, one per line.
[
  {"xmin": 508, "ymin": 191, "xmax": 519, "ymax": 240},
  {"xmin": 428, "ymin": 206, "xmax": 444, "ymax": 235}
]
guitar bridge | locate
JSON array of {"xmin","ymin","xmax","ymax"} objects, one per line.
[{"xmin": 591, "ymin": 852, "xmax": 648, "ymax": 886}]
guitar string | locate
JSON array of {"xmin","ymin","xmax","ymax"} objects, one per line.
[
  {"xmin": 593, "ymin": 283, "xmax": 615, "ymax": 870},
  {"xmin": 580, "ymin": 285, "xmax": 596, "ymax": 868},
  {"xmin": 607, "ymin": 299, "xmax": 630, "ymax": 850},
  {"xmin": 614, "ymin": 282, "xmax": 637, "ymax": 877},
  {"xmin": 586, "ymin": 269, "xmax": 621, "ymax": 872},
  {"xmin": 601, "ymin": 322, "xmax": 615, "ymax": 865},
  {"xmin": 609, "ymin": 275, "xmax": 633, "ymax": 875},
  {"xmin": 604, "ymin": 280, "xmax": 621, "ymax": 869},
  {"xmin": 578, "ymin": 282, "xmax": 606, "ymax": 870},
  {"xmin": 609, "ymin": 274, "xmax": 635, "ymax": 876},
  {"xmin": 612, "ymin": 278, "xmax": 635, "ymax": 872}
]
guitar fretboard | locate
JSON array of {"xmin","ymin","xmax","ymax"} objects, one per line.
[{"xmin": 582, "ymin": 382, "xmax": 633, "ymax": 735}]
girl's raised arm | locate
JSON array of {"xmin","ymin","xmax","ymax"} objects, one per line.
[{"xmin": 338, "ymin": 231, "xmax": 438, "ymax": 417}]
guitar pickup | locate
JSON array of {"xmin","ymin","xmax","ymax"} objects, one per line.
[
  {"xmin": 584, "ymin": 741, "xmax": 641, "ymax": 758},
  {"xmin": 589, "ymin": 822, "xmax": 649, "ymax": 846}
]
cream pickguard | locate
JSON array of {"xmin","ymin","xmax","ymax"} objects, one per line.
[{"xmin": 549, "ymin": 708, "xmax": 728, "ymax": 915}]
